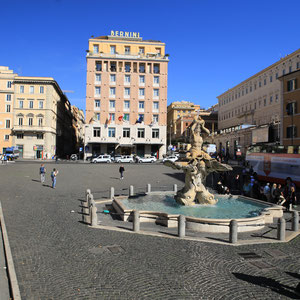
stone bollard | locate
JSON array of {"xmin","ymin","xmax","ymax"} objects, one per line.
[
  {"xmin": 147, "ymin": 184, "xmax": 151, "ymax": 193},
  {"xmin": 91, "ymin": 205, "xmax": 98, "ymax": 226},
  {"xmin": 229, "ymin": 220, "xmax": 238, "ymax": 244},
  {"xmin": 86, "ymin": 189, "xmax": 91, "ymax": 200},
  {"xmin": 173, "ymin": 184, "xmax": 177, "ymax": 193},
  {"xmin": 277, "ymin": 217, "xmax": 286, "ymax": 241},
  {"xmin": 292, "ymin": 211, "xmax": 299, "ymax": 232},
  {"xmin": 109, "ymin": 187, "xmax": 115, "ymax": 199},
  {"xmin": 129, "ymin": 185, "xmax": 134, "ymax": 197},
  {"xmin": 178, "ymin": 215, "xmax": 186, "ymax": 238},
  {"xmin": 133, "ymin": 210, "xmax": 140, "ymax": 232}
]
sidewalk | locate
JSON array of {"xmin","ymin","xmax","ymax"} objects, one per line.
[{"xmin": 0, "ymin": 226, "xmax": 10, "ymax": 300}]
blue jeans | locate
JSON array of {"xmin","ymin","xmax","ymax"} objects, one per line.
[{"xmin": 52, "ymin": 177, "xmax": 56, "ymax": 188}]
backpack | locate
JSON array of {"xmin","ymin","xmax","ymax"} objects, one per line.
[
  {"xmin": 51, "ymin": 171, "xmax": 55, "ymax": 179},
  {"xmin": 40, "ymin": 167, "xmax": 45, "ymax": 174}
]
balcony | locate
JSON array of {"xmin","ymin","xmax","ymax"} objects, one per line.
[
  {"xmin": 12, "ymin": 125, "xmax": 55, "ymax": 133},
  {"xmin": 87, "ymin": 51, "xmax": 169, "ymax": 61}
]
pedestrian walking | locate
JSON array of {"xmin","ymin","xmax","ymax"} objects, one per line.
[
  {"xmin": 40, "ymin": 164, "xmax": 46, "ymax": 184},
  {"xmin": 263, "ymin": 183, "xmax": 271, "ymax": 202},
  {"xmin": 119, "ymin": 165, "xmax": 125, "ymax": 179},
  {"xmin": 3, "ymin": 154, "xmax": 8, "ymax": 165},
  {"xmin": 51, "ymin": 168, "xmax": 59, "ymax": 188}
]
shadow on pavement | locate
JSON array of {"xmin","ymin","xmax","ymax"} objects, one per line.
[
  {"xmin": 31, "ymin": 179, "xmax": 41, "ymax": 183},
  {"xmin": 233, "ymin": 272, "xmax": 300, "ymax": 299},
  {"xmin": 163, "ymin": 173, "xmax": 185, "ymax": 182}
]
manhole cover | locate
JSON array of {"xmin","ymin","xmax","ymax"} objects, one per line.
[
  {"xmin": 106, "ymin": 245, "xmax": 124, "ymax": 254},
  {"xmin": 238, "ymin": 252, "xmax": 262, "ymax": 260},
  {"xmin": 265, "ymin": 249, "xmax": 286, "ymax": 258},
  {"xmin": 249, "ymin": 261, "xmax": 273, "ymax": 270}
]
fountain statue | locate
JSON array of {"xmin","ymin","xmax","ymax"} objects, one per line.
[{"xmin": 165, "ymin": 115, "xmax": 232, "ymax": 206}]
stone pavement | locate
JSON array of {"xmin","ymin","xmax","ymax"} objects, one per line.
[{"xmin": 0, "ymin": 162, "xmax": 300, "ymax": 299}]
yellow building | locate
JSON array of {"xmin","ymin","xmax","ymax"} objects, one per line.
[
  {"xmin": 167, "ymin": 101, "xmax": 201, "ymax": 143},
  {"xmin": 0, "ymin": 66, "xmax": 17, "ymax": 153},
  {"xmin": 12, "ymin": 77, "xmax": 75, "ymax": 159},
  {"xmin": 85, "ymin": 30, "xmax": 169, "ymax": 158}
]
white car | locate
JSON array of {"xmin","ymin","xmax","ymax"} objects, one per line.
[
  {"xmin": 92, "ymin": 155, "xmax": 112, "ymax": 163},
  {"xmin": 136, "ymin": 156, "xmax": 157, "ymax": 163},
  {"xmin": 115, "ymin": 155, "xmax": 134, "ymax": 163},
  {"xmin": 163, "ymin": 156, "xmax": 178, "ymax": 163}
]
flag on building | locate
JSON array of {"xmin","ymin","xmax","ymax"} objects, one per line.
[
  {"xmin": 136, "ymin": 115, "xmax": 143, "ymax": 124},
  {"xmin": 118, "ymin": 115, "xmax": 123, "ymax": 121}
]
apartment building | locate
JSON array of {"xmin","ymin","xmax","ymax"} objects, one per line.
[
  {"xmin": 71, "ymin": 105, "xmax": 85, "ymax": 151},
  {"xmin": 12, "ymin": 76, "xmax": 74, "ymax": 159},
  {"xmin": 0, "ymin": 66, "xmax": 18, "ymax": 153},
  {"xmin": 278, "ymin": 69, "xmax": 300, "ymax": 146},
  {"xmin": 215, "ymin": 49, "xmax": 300, "ymax": 156},
  {"xmin": 84, "ymin": 31, "xmax": 169, "ymax": 158}
]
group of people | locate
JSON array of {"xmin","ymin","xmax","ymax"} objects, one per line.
[
  {"xmin": 215, "ymin": 168, "xmax": 298, "ymax": 211},
  {"xmin": 39, "ymin": 164, "xmax": 59, "ymax": 188}
]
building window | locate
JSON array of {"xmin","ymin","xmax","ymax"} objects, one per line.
[
  {"xmin": 5, "ymin": 120, "xmax": 10, "ymax": 128},
  {"xmin": 246, "ymin": 88, "xmax": 248, "ymax": 94},
  {"xmin": 287, "ymin": 79, "xmax": 297, "ymax": 91},
  {"xmin": 153, "ymin": 114, "xmax": 159, "ymax": 123},
  {"xmin": 125, "ymin": 46, "xmax": 130, "ymax": 54},
  {"xmin": 96, "ymin": 113, "xmax": 100, "ymax": 121},
  {"xmin": 95, "ymin": 87, "xmax": 101, "ymax": 95},
  {"xmin": 17, "ymin": 134, "xmax": 24, "ymax": 139},
  {"xmin": 137, "ymin": 128, "xmax": 145, "ymax": 138},
  {"xmin": 7, "ymin": 81, "xmax": 12, "ymax": 88},
  {"xmin": 155, "ymin": 48, "xmax": 161, "ymax": 55},
  {"xmin": 6, "ymin": 105, "xmax": 11, "ymax": 113},
  {"xmin": 110, "ymin": 87, "xmax": 116, "ymax": 96},
  {"xmin": 40, "ymin": 86, "xmax": 44, "ymax": 94},
  {"xmin": 95, "ymin": 73, "xmax": 101, "ymax": 82},
  {"xmin": 108, "ymin": 127, "xmax": 115, "ymax": 137},
  {"xmin": 30, "ymin": 86, "xmax": 34, "ymax": 94},
  {"xmin": 270, "ymin": 75, "xmax": 272, "ymax": 83},
  {"xmin": 123, "ymin": 113, "xmax": 130, "ymax": 121},
  {"xmin": 125, "ymin": 75, "xmax": 131, "ymax": 83},
  {"xmin": 276, "ymin": 94, "xmax": 279, "ymax": 102},
  {"xmin": 38, "ymin": 118, "xmax": 43, "ymax": 126},
  {"xmin": 152, "ymin": 129, "xmax": 159, "ymax": 138},
  {"xmin": 4, "ymin": 135, "xmax": 9, "ymax": 141},
  {"xmin": 153, "ymin": 89, "xmax": 159, "ymax": 98},
  {"xmin": 29, "ymin": 101, "xmax": 34, "ymax": 109},
  {"xmin": 6, "ymin": 94, "xmax": 11, "ymax": 101},
  {"xmin": 139, "ymin": 63, "xmax": 145, "ymax": 73},
  {"xmin": 138, "ymin": 101, "xmax": 144, "ymax": 109},
  {"xmin": 125, "ymin": 62, "xmax": 131, "ymax": 72},
  {"xmin": 154, "ymin": 76, "xmax": 159, "ymax": 85},
  {"xmin": 93, "ymin": 127, "xmax": 100, "ymax": 137},
  {"xmin": 123, "ymin": 128, "xmax": 130, "ymax": 138},
  {"xmin": 139, "ymin": 47, "xmax": 145, "ymax": 54},
  {"xmin": 110, "ymin": 45, "xmax": 116, "ymax": 54},
  {"xmin": 275, "ymin": 73, "xmax": 278, "ymax": 79},
  {"xmin": 37, "ymin": 134, "xmax": 44, "ymax": 139},
  {"xmin": 264, "ymin": 79, "xmax": 266, "ymax": 85},
  {"xmin": 124, "ymin": 101, "xmax": 130, "ymax": 110},
  {"xmin": 286, "ymin": 102, "xmax": 297, "ymax": 115},
  {"xmin": 109, "ymin": 100, "xmax": 115, "ymax": 109},
  {"xmin": 18, "ymin": 118, "xmax": 23, "ymax": 126},
  {"xmin": 297, "ymin": 62, "xmax": 300, "ymax": 69},
  {"xmin": 124, "ymin": 88, "xmax": 130, "ymax": 97},
  {"xmin": 20, "ymin": 86, "xmax": 24, "ymax": 93},
  {"xmin": 109, "ymin": 113, "xmax": 115, "ymax": 122},
  {"xmin": 287, "ymin": 126, "xmax": 297, "ymax": 138},
  {"xmin": 39, "ymin": 101, "xmax": 44, "ymax": 109},
  {"xmin": 28, "ymin": 118, "xmax": 33, "ymax": 126},
  {"xmin": 110, "ymin": 74, "xmax": 116, "ymax": 82},
  {"xmin": 139, "ymin": 88, "xmax": 145, "ymax": 97},
  {"xmin": 19, "ymin": 100, "xmax": 24, "ymax": 108},
  {"xmin": 264, "ymin": 99, "xmax": 266, "ymax": 106},
  {"xmin": 93, "ymin": 44, "xmax": 99, "ymax": 53},
  {"xmin": 254, "ymin": 84, "xmax": 256, "ymax": 90},
  {"xmin": 289, "ymin": 66, "xmax": 292, "ymax": 73},
  {"xmin": 96, "ymin": 62, "xmax": 102, "ymax": 71},
  {"xmin": 153, "ymin": 102, "xmax": 159, "ymax": 110},
  {"xmin": 283, "ymin": 69, "xmax": 285, "ymax": 75},
  {"xmin": 270, "ymin": 96, "xmax": 273, "ymax": 104},
  {"xmin": 259, "ymin": 81, "xmax": 261, "ymax": 88},
  {"xmin": 139, "ymin": 75, "xmax": 145, "ymax": 84},
  {"xmin": 94, "ymin": 100, "xmax": 100, "ymax": 108},
  {"xmin": 153, "ymin": 64, "xmax": 160, "ymax": 74}
]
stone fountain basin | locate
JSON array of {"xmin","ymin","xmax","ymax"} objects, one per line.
[{"xmin": 112, "ymin": 192, "xmax": 283, "ymax": 233}]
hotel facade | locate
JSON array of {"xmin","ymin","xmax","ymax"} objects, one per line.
[
  {"xmin": 215, "ymin": 49, "xmax": 300, "ymax": 156},
  {"xmin": 84, "ymin": 31, "xmax": 169, "ymax": 159}
]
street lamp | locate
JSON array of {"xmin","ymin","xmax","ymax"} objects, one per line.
[{"xmin": 169, "ymin": 123, "xmax": 173, "ymax": 147}]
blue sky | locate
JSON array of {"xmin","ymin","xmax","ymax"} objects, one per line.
[{"xmin": 1, "ymin": 0, "xmax": 299, "ymax": 112}]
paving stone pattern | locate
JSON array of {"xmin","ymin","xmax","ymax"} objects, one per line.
[{"xmin": 1, "ymin": 162, "xmax": 300, "ymax": 299}]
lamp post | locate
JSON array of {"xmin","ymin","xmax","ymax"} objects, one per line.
[{"xmin": 169, "ymin": 123, "xmax": 173, "ymax": 147}]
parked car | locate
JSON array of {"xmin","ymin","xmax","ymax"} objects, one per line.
[
  {"xmin": 162, "ymin": 156, "xmax": 178, "ymax": 163},
  {"xmin": 136, "ymin": 156, "xmax": 157, "ymax": 163},
  {"xmin": 111, "ymin": 155, "xmax": 122, "ymax": 162},
  {"xmin": 115, "ymin": 155, "xmax": 134, "ymax": 163},
  {"xmin": 86, "ymin": 153, "xmax": 100, "ymax": 161},
  {"xmin": 92, "ymin": 155, "xmax": 112, "ymax": 163}
]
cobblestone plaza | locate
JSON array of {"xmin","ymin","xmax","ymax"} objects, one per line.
[{"xmin": 1, "ymin": 162, "xmax": 300, "ymax": 299}]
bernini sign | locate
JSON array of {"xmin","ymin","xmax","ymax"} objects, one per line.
[{"xmin": 110, "ymin": 30, "xmax": 141, "ymax": 38}]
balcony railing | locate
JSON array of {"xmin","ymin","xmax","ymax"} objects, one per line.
[{"xmin": 87, "ymin": 51, "xmax": 169, "ymax": 60}]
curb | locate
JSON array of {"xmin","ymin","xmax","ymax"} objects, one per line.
[{"xmin": 0, "ymin": 201, "xmax": 21, "ymax": 300}]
